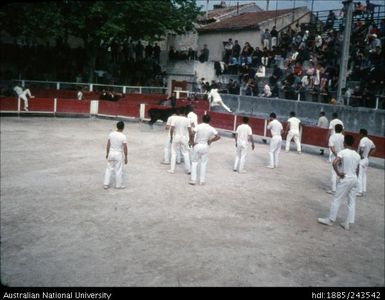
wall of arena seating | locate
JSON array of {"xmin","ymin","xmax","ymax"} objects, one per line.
[{"xmin": 1, "ymin": 94, "xmax": 384, "ymax": 159}]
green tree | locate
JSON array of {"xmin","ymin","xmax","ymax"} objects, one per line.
[{"xmin": 0, "ymin": 1, "xmax": 202, "ymax": 82}]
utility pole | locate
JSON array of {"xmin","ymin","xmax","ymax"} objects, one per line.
[{"xmin": 336, "ymin": 0, "xmax": 354, "ymax": 104}]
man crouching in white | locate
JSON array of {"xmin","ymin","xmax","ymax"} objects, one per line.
[
  {"xmin": 103, "ymin": 121, "xmax": 128, "ymax": 189},
  {"xmin": 207, "ymin": 84, "xmax": 232, "ymax": 113}
]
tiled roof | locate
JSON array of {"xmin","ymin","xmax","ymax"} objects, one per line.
[
  {"xmin": 206, "ymin": 3, "xmax": 258, "ymax": 19},
  {"xmin": 198, "ymin": 7, "xmax": 306, "ymax": 32}
]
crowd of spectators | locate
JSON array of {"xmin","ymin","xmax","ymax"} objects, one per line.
[{"xmin": 198, "ymin": 2, "xmax": 384, "ymax": 108}]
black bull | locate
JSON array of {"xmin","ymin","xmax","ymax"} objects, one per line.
[{"xmin": 148, "ymin": 106, "xmax": 189, "ymax": 125}]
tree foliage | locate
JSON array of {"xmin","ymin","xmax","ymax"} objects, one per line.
[{"xmin": 0, "ymin": 0, "xmax": 202, "ymax": 46}]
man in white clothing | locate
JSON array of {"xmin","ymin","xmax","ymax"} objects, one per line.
[
  {"xmin": 161, "ymin": 112, "xmax": 178, "ymax": 165},
  {"xmin": 327, "ymin": 124, "xmax": 345, "ymax": 195},
  {"xmin": 168, "ymin": 108, "xmax": 192, "ymax": 174},
  {"xmin": 266, "ymin": 112, "xmax": 283, "ymax": 169},
  {"xmin": 328, "ymin": 112, "xmax": 344, "ymax": 161},
  {"xmin": 189, "ymin": 114, "xmax": 220, "ymax": 185},
  {"xmin": 317, "ymin": 111, "xmax": 329, "ymax": 155},
  {"xmin": 356, "ymin": 129, "xmax": 376, "ymax": 197},
  {"xmin": 208, "ymin": 85, "xmax": 232, "ymax": 113},
  {"xmin": 14, "ymin": 85, "xmax": 35, "ymax": 111},
  {"xmin": 284, "ymin": 111, "xmax": 302, "ymax": 153},
  {"xmin": 186, "ymin": 105, "xmax": 198, "ymax": 162},
  {"xmin": 103, "ymin": 121, "xmax": 128, "ymax": 189},
  {"xmin": 186, "ymin": 105, "xmax": 198, "ymax": 128},
  {"xmin": 318, "ymin": 135, "xmax": 360, "ymax": 230},
  {"xmin": 233, "ymin": 116, "xmax": 255, "ymax": 173},
  {"xmin": 328, "ymin": 112, "xmax": 344, "ymax": 136},
  {"xmin": 261, "ymin": 82, "xmax": 272, "ymax": 97}
]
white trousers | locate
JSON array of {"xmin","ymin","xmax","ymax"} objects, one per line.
[
  {"xmin": 329, "ymin": 175, "xmax": 358, "ymax": 224},
  {"xmin": 261, "ymin": 56, "xmax": 269, "ymax": 66},
  {"xmin": 269, "ymin": 135, "xmax": 282, "ymax": 167},
  {"xmin": 263, "ymin": 39, "xmax": 270, "ymax": 49},
  {"xmin": 104, "ymin": 151, "xmax": 124, "ymax": 188},
  {"xmin": 357, "ymin": 158, "xmax": 368, "ymax": 193},
  {"xmin": 285, "ymin": 131, "xmax": 301, "ymax": 152},
  {"xmin": 234, "ymin": 142, "xmax": 248, "ymax": 172},
  {"xmin": 271, "ymin": 37, "xmax": 277, "ymax": 48},
  {"xmin": 331, "ymin": 164, "xmax": 338, "ymax": 192},
  {"xmin": 18, "ymin": 89, "xmax": 32, "ymax": 109},
  {"xmin": 211, "ymin": 100, "xmax": 231, "ymax": 112},
  {"xmin": 191, "ymin": 143, "xmax": 209, "ymax": 184},
  {"xmin": 163, "ymin": 137, "xmax": 181, "ymax": 164},
  {"xmin": 170, "ymin": 135, "xmax": 190, "ymax": 173}
]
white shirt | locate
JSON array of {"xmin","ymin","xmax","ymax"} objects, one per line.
[
  {"xmin": 236, "ymin": 124, "xmax": 252, "ymax": 146},
  {"xmin": 170, "ymin": 115, "xmax": 191, "ymax": 137},
  {"xmin": 194, "ymin": 123, "xmax": 218, "ymax": 144},
  {"xmin": 14, "ymin": 86, "xmax": 23, "ymax": 96},
  {"xmin": 166, "ymin": 115, "xmax": 177, "ymax": 137},
  {"xmin": 267, "ymin": 119, "xmax": 283, "ymax": 136},
  {"xmin": 187, "ymin": 111, "xmax": 198, "ymax": 128},
  {"xmin": 287, "ymin": 117, "xmax": 301, "ymax": 133},
  {"xmin": 329, "ymin": 118, "xmax": 344, "ymax": 135},
  {"xmin": 208, "ymin": 88, "xmax": 222, "ymax": 105},
  {"xmin": 255, "ymin": 66, "xmax": 265, "ymax": 78},
  {"xmin": 317, "ymin": 116, "xmax": 329, "ymax": 128},
  {"xmin": 263, "ymin": 84, "xmax": 272, "ymax": 97},
  {"xmin": 337, "ymin": 148, "xmax": 361, "ymax": 177},
  {"xmin": 358, "ymin": 137, "xmax": 375, "ymax": 159},
  {"xmin": 329, "ymin": 133, "xmax": 345, "ymax": 160},
  {"xmin": 108, "ymin": 131, "xmax": 127, "ymax": 152},
  {"xmin": 77, "ymin": 91, "xmax": 83, "ymax": 100}
]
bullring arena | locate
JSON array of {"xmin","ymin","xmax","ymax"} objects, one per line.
[{"xmin": 0, "ymin": 89, "xmax": 384, "ymax": 287}]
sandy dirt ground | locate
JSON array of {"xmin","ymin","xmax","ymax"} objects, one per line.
[{"xmin": 0, "ymin": 116, "xmax": 384, "ymax": 287}]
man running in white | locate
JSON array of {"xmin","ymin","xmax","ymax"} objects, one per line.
[
  {"xmin": 266, "ymin": 112, "xmax": 283, "ymax": 169},
  {"xmin": 208, "ymin": 85, "xmax": 232, "ymax": 113},
  {"xmin": 356, "ymin": 128, "xmax": 376, "ymax": 197},
  {"xmin": 233, "ymin": 116, "xmax": 255, "ymax": 173},
  {"xmin": 284, "ymin": 111, "xmax": 302, "ymax": 153},
  {"xmin": 103, "ymin": 121, "xmax": 128, "ymax": 189},
  {"xmin": 318, "ymin": 135, "xmax": 360, "ymax": 230},
  {"xmin": 327, "ymin": 124, "xmax": 345, "ymax": 195},
  {"xmin": 168, "ymin": 108, "xmax": 192, "ymax": 174},
  {"xmin": 14, "ymin": 85, "xmax": 35, "ymax": 111},
  {"xmin": 189, "ymin": 114, "xmax": 220, "ymax": 185}
]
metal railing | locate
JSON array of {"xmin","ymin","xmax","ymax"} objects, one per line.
[{"xmin": 15, "ymin": 80, "xmax": 168, "ymax": 95}]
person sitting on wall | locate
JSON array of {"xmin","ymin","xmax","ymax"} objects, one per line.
[{"xmin": 100, "ymin": 89, "xmax": 121, "ymax": 101}]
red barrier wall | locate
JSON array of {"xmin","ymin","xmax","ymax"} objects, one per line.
[
  {"xmin": 0, "ymin": 98, "xmax": 18, "ymax": 111},
  {"xmin": 28, "ymin": 98, "xmax": 54, "ymax": 112},
  {"xmin": 56, "ymin": 99, "xmax": 90, "ymax": 114},
  {"xmin": 207, "ymin": 111, "xmax": 234, "ymax": 131},
  {"xmin": 118, "ymin": 102, "xmax": 141, "ymax": 118},
  {"xmin": 301, "ymin": 126, "xmax": 329, "ymax": 148},
  {"xmin": 98, "ymin": 100, "xmax": 121, "ymax": 116},
  {"xmin": 1, "ymin": 95, "xmax": 384, "ymax": 159}
]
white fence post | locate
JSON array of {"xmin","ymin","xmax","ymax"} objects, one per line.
[
  {"xmin": 54, "ymin": 98, "xmax": 57, "ymax": 113},
  {"xmin": 56, "ymin": 82, "xmax": 60, "ymax": 90},
  {"xmin": 90, "ymin": 100, "xmax": 99, "ymax": 115},
  {"xmin": 140, "ymin": 103, "xmax": 146, "ymax": 121}
]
